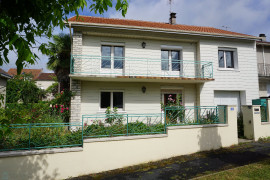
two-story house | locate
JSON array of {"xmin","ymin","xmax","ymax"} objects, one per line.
[
  {"xmin": 67, "ymin": 14, "xmax": 260, "ymax": 123},
  {"xmin": 257, "ymin": 34, "xmax": 270, "ymax": 98}
]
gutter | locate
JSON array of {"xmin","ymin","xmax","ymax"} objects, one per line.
[
  {"xmin": 66, "ymin": 22, "xmax": 260, "ymax": 41},
  {"xmin": 0, "ymin": 73, "xmax": 12, "ymax": 79}
]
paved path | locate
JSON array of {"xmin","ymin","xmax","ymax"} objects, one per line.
[{"xmin": 70, "ymin": 141, "xmax": 270, "ymax": 180}]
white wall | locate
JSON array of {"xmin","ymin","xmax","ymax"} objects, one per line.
[
  {"xmin": 81, "ymin": 81, "xmax": 197, "ymax": 115},
  {"xmin": 0, "ymin": 106, "xmax": 237, "ymax": 180},
  {"xmin": 0, "ymin": 77, "xmax": 7, "ymax": 107},
  {"xmin": 199, "ymin": 40, "xmax": 259, "ymax": 106},
  {"xmin": 36, "ymin": 80, "xmax": 55, "ymax": 90}
]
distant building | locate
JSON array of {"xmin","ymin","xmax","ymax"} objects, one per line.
[
  {"xmin": 0, "ymin": 69, "xmax": 12, "ymax": 107},
  {"xmin": 7, "ymin": 68, "xmax": 57, "ymax": 100}
]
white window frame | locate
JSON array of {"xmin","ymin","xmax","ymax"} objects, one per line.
[
  {"xmin": 99, "ymin": 90, "xmax": 125, "ymax": 111},
  {"xmin": 101, "ymin": 45, "xmax": 125, "ymax": 69},
  {"xmin": 218, "ymin": 48, "xmax": 238, "ymax": 70},
  {"xmin": 161, "ymin": 49, "xmax": 182, "ymax": 72}
]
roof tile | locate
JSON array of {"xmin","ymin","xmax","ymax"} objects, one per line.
[{"xmin": 68, "ymin": 16, "xmax": 256, "ymax": 38}]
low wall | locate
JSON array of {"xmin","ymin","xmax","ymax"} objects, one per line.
[
  {"xmin": 0, "ymin": 106, "xmax": 238, "ymax": 180},
  {"xmin": 242, "ymin": 100, "xmax": 270, "ymax": 141}
]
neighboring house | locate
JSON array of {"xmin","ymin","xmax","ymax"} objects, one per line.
[
  {"xmin": 8, "ymin": 69, "xmax": 56, "ymax": 99},
  {"xmin": 67, "ymin": 14, "xmax": 260, "ymax": 122},
  {"xmin": 0, "ymin": 68, "xmax": 12, "ymax": 107},
  {"xmin": 35, "ymin": 73, "xmax": 57, "ymax": 90},
  {"xmin": 8, "ymin": 68, "xmax": 43, "ymax": 80},
  {"xmin": 256, "ymin": 34, "xmax": 270, "ymax": 98}
]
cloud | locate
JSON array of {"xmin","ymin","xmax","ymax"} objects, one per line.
[{"xmin": 109, "ymin": 0, "xmax": 270, "ymax": 40}]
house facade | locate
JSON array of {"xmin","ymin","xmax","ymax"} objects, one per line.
[
  {"xmin": 256, "ymin": 34, "xmax": 270, "ymax": 98},
  {"xmin": 0, "ymin": 69, "xmax": 12, "ymax": 107},
  {"xmin": 67, "ymin": 15, "xmax": 260, "ymax": 123}
]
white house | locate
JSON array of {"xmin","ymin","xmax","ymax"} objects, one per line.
[
  {"xmin": 0, "ymin": 68, "xmax": 12, "ymax": 107},
  {"xmin": 256, "ymin": 34, "xmax": 270, "ymax": 98},
  {"xmin": 67, "ymin": 14, "xmax": 260, "ymax": 123}
]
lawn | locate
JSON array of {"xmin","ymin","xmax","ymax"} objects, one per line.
[{"xmin": 198, "ymin": 158, "xmax": 270, "ymax": 180}]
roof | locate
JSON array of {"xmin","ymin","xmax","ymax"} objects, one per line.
[
  {"xmin": 68, "ymin": 16, "xmax": 258, "ymax": 40},
  {"xmin": 0, "ymin": 68, "xmax": 12, "ymax": 79},
  {"xmin": 36, "ymin": 73, "xmax": 56, "ymax": 81},
  {"xmin": 8, "ymin": 68, "xmax": 43, "ymax": 80},
  {"xmin": 257, "ymin": 41, "xmax": 270, "ymax": 46}
]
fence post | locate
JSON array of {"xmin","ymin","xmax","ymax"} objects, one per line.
[
  {"xmin": 81, "ymin": 116, "xmax": 84, "ymax": 147},
  {"xmin": 126, "ymin": 114, "xmax": 129, "ymax": 136},
  {"xmin": 196, "ymin": 107, "xmax": 199, "ymax": 124},
  {"xmin": 164, "ymin": 110, "xmax": 167, "ymax": 133},
  {"xmin": 28, "ymin": 124, "xmax": 31, "ymax": 150}
]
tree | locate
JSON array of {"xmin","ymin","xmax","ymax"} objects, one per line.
[
  {"xmin": 0, "ymin": 0, "xmax": 129, "ymax": 74},
  {"xmin": 47, "ymin": 34, "xmax": 71, "ymax": 91},
  {"xmin": 6, "ymin": 74, "xmax": 42, "ymax": 104}
]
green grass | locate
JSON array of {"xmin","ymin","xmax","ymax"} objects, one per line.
[{"xmin": 198, "ymin": 158, "xmax": 270, "ymax": 180}]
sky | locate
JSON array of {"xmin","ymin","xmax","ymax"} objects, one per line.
[{"xmin": 2, "ymin": 0, "xmax": 270, "ymax": 73}]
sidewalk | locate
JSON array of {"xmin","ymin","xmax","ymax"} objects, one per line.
[{"xmin": 69, "ymin": 140, "xmax": 270, "ymax": 180}]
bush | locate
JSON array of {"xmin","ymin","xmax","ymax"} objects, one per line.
[
  {"xmin": 5, "ymin": 103, "xmax": 53, "ymax": 124},
  {"xmin": 51, "ymin": 89, "xmax": 74, "ymax": 122}
]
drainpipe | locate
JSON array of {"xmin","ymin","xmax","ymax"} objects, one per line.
[
  {"xmin": 262, "ymin": 45, "xmax": 266, "ymax": 76},
  {"xmin": 69, "ymin": 22, "xmax": 73, "ymax": 54}
]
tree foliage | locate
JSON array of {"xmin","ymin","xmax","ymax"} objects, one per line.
[
  {"xmin": 6, "ymin": 74, "xmax": 42, "ymax": 104},
  {"xmin": 0, "ymin": 0, "xmax": 129, "ymax": 74},
  {"xmin": 47, "ymin": 34, "xmax": 71, "ymax": 90}
]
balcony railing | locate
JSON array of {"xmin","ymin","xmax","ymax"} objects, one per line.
[
  {"xmin": 71, "ymin": 55, "xmax": 213, "ymax": 79},
  {"xmin": 258, "ymin": 63, "xmax": 270, "ymax": 76}
]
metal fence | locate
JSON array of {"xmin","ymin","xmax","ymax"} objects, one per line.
[
  {"xmin": 165, "ymin": 106, "xmax": 226, "ymax": 126},
  {"xmin": 260, "ymin": 106, "xmax": 268, "ymax": 122},
  {"xmin": 71, "ymin": 55, "xmax": 213, "ymax": 79},
  {"xmin": 0, "ymin": 122, "xmax": 83, "ymax": 152},
  {"xmin": 82, "ymin": 113, "xmax": 166, "ymax": 138}
]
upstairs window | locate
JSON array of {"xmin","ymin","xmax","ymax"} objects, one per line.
[
  {"xmin": 218, "ymin": 49, "xmax": 237, "ymax": 69},
  {"xmin": 161, "ymin": 50, "xmax": 180, "ymax": 71},
  {"xmin": 101, "ymin": 45, "xmax": 124, "ymax": 69}
]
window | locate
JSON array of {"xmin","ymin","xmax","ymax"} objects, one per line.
[
  {"xmin": 163, "ymin": 93, "xmax": 182, "ymax": 106},
  {"xmin": 218, "ymin": 49, "xmax": 237, "ymax": 69},
  {"xmin": 101, "ymin": 45, "xmax": 124, "ymax": 69},
  {"xmin": 161, "ymin": 50, "xmax": 180, "ymax": 71},
  {"xmin": 100, "ymin": 91, "xmax": 123, "ymax": 109}
]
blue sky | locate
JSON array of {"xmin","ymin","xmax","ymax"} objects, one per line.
[{"xmin": 2, "ymin": 0, "xmax": 270, "ymax": 72}]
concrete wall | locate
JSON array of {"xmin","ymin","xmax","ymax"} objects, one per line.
[
  {"xmin": 242, "ymin": 100, "xmax": 270, "ymax": 141},
  {"xmin": 0, "ymin": 77, "xmax": 7, "ymax": 107},
  {"xmin": 259, "ymin": 79, "xmax": 268, "ymax": 97},
  {"xmin": 0, "ymin": 106, "xmax": 237, "ymax": 180}
]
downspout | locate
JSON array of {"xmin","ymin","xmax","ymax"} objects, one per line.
[
  {"xmin": 69, "ymin": 22, "xmax": 73, "ymax": 54},
  {"xmin": 68, "ymin": 22, "xmax": 73, "ymax": 92},
  {"xmin": 262, "ymin": 45, "xmax": 266, "ymax": 76}
]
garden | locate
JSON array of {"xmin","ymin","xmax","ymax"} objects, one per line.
[{"xmin": 0, "ymin": 73, "xmax": 82, "ymax": 151}]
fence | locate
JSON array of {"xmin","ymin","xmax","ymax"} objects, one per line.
[
  {"xmin": 165, "ymin": 106, "xmax": 226, "ymax": 126},
  {"xmin": 0, "ymin": 122, "xmax": 83, "ymax": 152},
  {"xmin": 82, "ymin": 106, "xmax": 227, "ymax": 138},
  {"xmin": 82, "ymin": 113, "xmax": 166, "ymax": 138},
  {"xmin": 260, "ymin": 106, "xmax": 268, "ymax": 122},
  {"xmin": 71, "ymin": 55, "xmax": 213, "ymax": 79}
]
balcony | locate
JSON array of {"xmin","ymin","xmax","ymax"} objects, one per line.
[
  {"xmin": 258, "ymin": 63, "xmax": 270, "ymax": 77},
  {"xmin": 70, "ymin": 55, "xmax": 214, "ymax": 82}
]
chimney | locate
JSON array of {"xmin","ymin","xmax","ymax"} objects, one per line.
[
  {"xmin": 169, "ymin": 12, "xmax": 176, "ymax": 25},
  {"xmin": 259, "ymin": 34, "xmax": 267, "ymax": 41}
]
